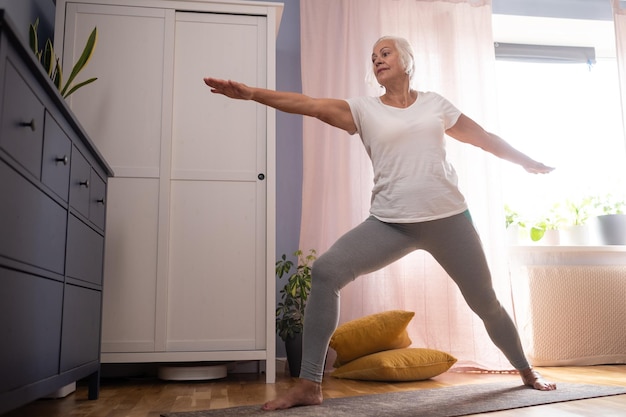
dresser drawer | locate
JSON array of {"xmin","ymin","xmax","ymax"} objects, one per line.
[
  {"xmin": 41, "ymin": 112, "xmax": 72, "ymax": 201},
  {"xmin": 0, "ymin": 267, "xmax": 63, "ymax": 392},
  {"xmin": 69, "ymin": 146, "xmax": 91, "ymax": 217},
  {"xmin": 89, "ymin": 170, "xmax": 106, "ymax": 229},
  {"xmin": 66, "ymin": 214, "xmax": 104, "ymax": 286},
  {"xmin": 0, "ymin": 160, "xmax": 67, "ymax": 274},
  {"xmin": 0, "ymin": 59, "xmax": 45, "ymax": 178},
  {"xmin": 60, "ymin": 284, "xmax": 102, "ymax": 372}
]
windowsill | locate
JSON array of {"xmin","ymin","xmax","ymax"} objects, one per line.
[
  {"xmin": 507, "ymin": 245, "xmax": 626, "ymax": 266},
  {"xmin": 508, "ymin": 245, "xmax": 626, "ymax": 252}
]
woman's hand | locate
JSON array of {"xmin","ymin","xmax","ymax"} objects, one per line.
[
  {"xmin": 203, "ymin": 77, "xmax": 357, "ymax": 133},
  {"xmin": 203, "ymin": 77, "xmax": 253, "ymax": 100},
  {"xmin": 523, "ymin": 160, "xmax": 555, "ymax": 174}
]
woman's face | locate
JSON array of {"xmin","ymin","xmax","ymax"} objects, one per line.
[{"xmin": 371, "ymin": 39, "xmax": 405, "ymax": 85}]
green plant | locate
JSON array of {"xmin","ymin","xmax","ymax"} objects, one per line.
[
  {"xmin": 564, "ymin": 196, "xmax": 594, "ymax": 226},
  {"xmin": 275, "ymin": 249, "xmax": 316, "ymax": 341},
  {"xmin": 29, "ymin": 18, "xmax": 98, "ymax": 98},
  {"xmin": 529, "ymin": 204, "xmax": 564, "ymax": 242},
  {"xmin": 504, "ymin": 204, "xmax": 525, "ymax": 229},
  {"xmin": 593, "ymin": 193, "xmax": 626, "ymax": 215}
]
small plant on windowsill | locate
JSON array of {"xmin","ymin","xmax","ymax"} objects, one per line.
[
  {"xmin": 505, "ymin": 204, "xmax": 525, "ymax": 229},
  {"xmin": 592, "ymin": 193, "xmax": 626, "ymax": 245},
  {"xmin": 504, "ymin": 204, "xmax": 528, "ymax": 245},
  {"xmin": 560, "ymin": 196, "xmax": 595, "ymax": 245},
  {"xmin": 529, "ymin": 204, "xmax": 564, "ymax": 244},
  {"xmin": 593, "ymin": 193, "xmax": 626, "ymax": 216},
  {"xmin": 29, "ymin": 18, "xmax": 98, "ymax": 98},
  {"xmin": 564, "ymin": 196, "xmax": 594, "ymax": 226},
  {"xmin": 529, "ymin": 219, "xmax": 558, "ymax": 242}
]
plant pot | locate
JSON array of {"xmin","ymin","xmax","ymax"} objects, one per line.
[
  {"xmin": 534, "ymin": 229, "xmax": 560, "ymax": 246},
  {"xmin": 560, "ymin": 224, "xmax": 590, "ymax": 245},
  {"xmin": 285, "ymin": 332, "xmax": 303, "ymax": 377},
  {"xmin": 595, "ymin": 214, "xmax": 626, "ymax": 245},
  {"xmin": 506, "ymin": 225, "xmax": 530, "ymax": 245}
]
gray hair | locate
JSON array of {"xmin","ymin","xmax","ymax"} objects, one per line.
[{"xmin": 368, "ymin": 36, "xmax": 417, "ymax": 87}]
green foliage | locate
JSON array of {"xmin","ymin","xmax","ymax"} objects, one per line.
[
  {"xmin": 29, "ymin": 18, "xmax": 98, "ymax": 98},
  {"xmin": 564, "ymin": 196, "xmax": 594, "ymax": 226},
  {"xmin": 529, "ymin": 222, "xmax": 550, "ymax": 242},
  {"xmin": 504, "ymin": 204, "xmax": 525, "ymax": 229},
  {"xmin": 275, "ymin": 249, "xmax": 316, "ymax": 342},
  {"xmin": 529, "ymin": 204, "xmax": 564, "ymax": 242},
  {"xmin": 506, "ymin": 191, "xmax": 626, "ymax": 243},
  {"xmin": 593, "ymin": 193, "xmax": 626, "ymax": 215}
]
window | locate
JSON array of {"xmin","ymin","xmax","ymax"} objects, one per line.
[{"xmin": 492, "ymin": 15, "xmax": 626, "ymax": 227}]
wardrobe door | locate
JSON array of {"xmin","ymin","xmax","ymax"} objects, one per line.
[
  {"xmin": 61, "ymin": 4, "xmax": 167, "ymax": 352},
  {"xmin": 166, "ymin": 12, "xmax": 268, "ymax": 351},
  {"xmin": 63, "ymin": 4, "xmax": 166, "ymax": 176},
  {"xmin": 99, "ymin": 177, "xmax": 160, "ymax": 352}
]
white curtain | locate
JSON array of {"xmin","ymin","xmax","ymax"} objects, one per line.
[
  {"xmin": 614, "ymin": 0, "xmax": 626, "ymax": 146},
  {"xmin": 299, "ymin": 0, "xmax": 514, "ymax": 370}
]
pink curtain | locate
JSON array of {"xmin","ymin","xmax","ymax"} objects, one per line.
[{"xmin": 299, "ymin": 0, "xmax": 514, "ymax": 370}]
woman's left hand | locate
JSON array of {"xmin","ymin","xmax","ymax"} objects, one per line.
[{"xmin": 524, "ymin": 161, "xmax": 555, "ymax": 174}]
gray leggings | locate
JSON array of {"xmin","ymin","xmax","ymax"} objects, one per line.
[{"xmin": 299, "ymin": 212, "xmax": 530, "ymax": 382}]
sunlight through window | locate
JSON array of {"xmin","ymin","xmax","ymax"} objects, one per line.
[{"xmin": 492, "ymin": 15, "xmax": 626, "ymax": 229}]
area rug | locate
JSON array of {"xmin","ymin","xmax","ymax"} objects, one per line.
[{"xmin": 161, "ymin": 382, "xmax": 626, "ymax": 417}]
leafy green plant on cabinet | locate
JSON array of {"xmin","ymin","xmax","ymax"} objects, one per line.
[{"xmin": 29, "ymin": 18, "xmax": 98, "ymax": 98}]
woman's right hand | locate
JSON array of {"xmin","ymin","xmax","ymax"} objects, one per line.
[
  {"xmin": 203, "ymin": 77, "xmax": 253, "ymax": 100},
  {"xmin": 203, "ymin": 77, "xmax": 357, "ymax": 134}
]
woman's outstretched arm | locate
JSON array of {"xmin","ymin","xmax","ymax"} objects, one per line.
[
  {"xmin": 446, "ymin": 114, "xmax": 554, "ymax": 174},
  {"xmin": 204, "ymin": 77, "xmax": 357, "ymax": 134}
]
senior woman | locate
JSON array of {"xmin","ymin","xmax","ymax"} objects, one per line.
[{"xmin": 204, "ymin": 35, "xmax": 556, "ymax": 411}]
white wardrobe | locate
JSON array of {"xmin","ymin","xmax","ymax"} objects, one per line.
[{"xmin": 54, "ymin": 0, "xmax": 281, "ymax": 382}]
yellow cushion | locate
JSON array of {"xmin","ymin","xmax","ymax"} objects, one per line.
[
  {"xmin": 331, "ymin": 348, "xmax": 457, "ymax": 381},
  {"xmin": 329, "ymin": 310, "xmax": 414, "ymax": 367}
]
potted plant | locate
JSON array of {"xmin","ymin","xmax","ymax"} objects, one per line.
[
  {"xmin": 29, "ymin": 18, "xmax": 98, "ymax": 98},
  {"xmin": 592, "ymin": 193, "xmax": 626, "ymax": 245},
  {"xmin": 529, "ymin": 204, "xmax": 563, "ymax": 245},
  {"xmin": 504, "ymin": 204, "xmax": 527, "ymax": 245},
  {"xmin": 560, "ymin": 196, "xmax": 594, "ymax": 245},
  {"xmin": 276, "ymin": 249, "xmax": 316, "ymax": 377}
]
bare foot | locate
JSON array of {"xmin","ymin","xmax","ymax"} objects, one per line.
[
  {"xmin": 520, "ymin": 368, "xmax": 557, "ymax": 391},
  {"xmin": 262, "ymin": 378, "xmax": 323, "ymax": 411}
]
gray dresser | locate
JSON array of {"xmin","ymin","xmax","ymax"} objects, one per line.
[{"xmin": 0, "ymin": 10, "xmax": 113, "ymax": 414}]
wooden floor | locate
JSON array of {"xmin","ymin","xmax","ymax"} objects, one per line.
[{"xmin": 4, "ymin": 365, "xmax": 626, "ymax": 417}]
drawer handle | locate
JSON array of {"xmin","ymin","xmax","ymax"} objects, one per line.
[
  {"xmin": 19, "ymin": 119, "xmax": 36, "ymax": 132},
  {"xmin": 97, "ymin": 197, "xmax": 106, "ymax": 205},
  {"xmin": 56, "ymin": 155, "xmax": 69, "ymax": 165},
  {"xmin": 80, "ymin": 179, "xmax": 90, "ymax": 188}
]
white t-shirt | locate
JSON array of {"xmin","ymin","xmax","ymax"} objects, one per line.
[{"xmin": 346, "ymin": 92, "xmax": 467, "ymax": 223}]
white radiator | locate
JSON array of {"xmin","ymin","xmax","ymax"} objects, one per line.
[{"xmin": 512, "ymin": 265, "xmax": 626, "ymax": 366}]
